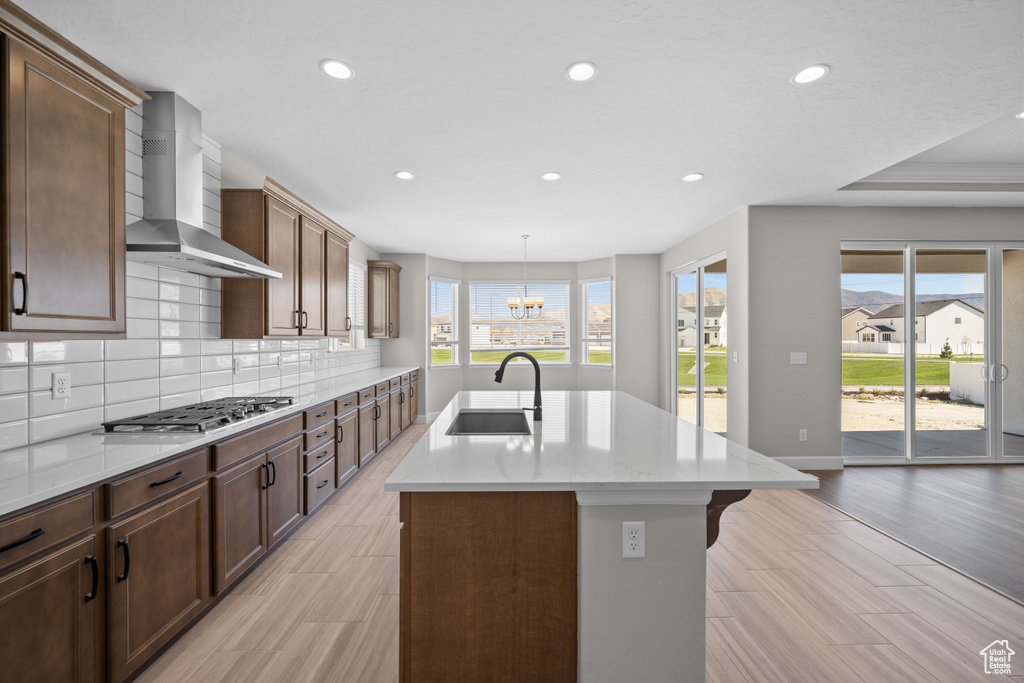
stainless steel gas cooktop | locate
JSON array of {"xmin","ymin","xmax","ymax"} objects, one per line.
[{"xmin": 102, "ymin": 396, "xmax": 295, "ymax": 433}]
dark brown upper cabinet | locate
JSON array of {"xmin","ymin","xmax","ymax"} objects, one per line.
[
  {"xmin": 220, "ymin": 179, "xmax": 353, "ymax": 339},
  {"xmin": 0, "ymin": 5, "xmax": 147, "ymax": 340},
  {"xmin": 368, "ymin": 259, "xmax": 401, "ymax": 338}
]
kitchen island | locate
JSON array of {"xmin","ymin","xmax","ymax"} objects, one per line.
[{"xmin": 384, "ymin": 390, "xmax": 818, "ymax": 683}]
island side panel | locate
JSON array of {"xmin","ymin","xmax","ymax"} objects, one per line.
[
  {"xmin": 399, "ymin": 491, "xmax": 577, "ymax": 682},
  {"xmin": 578, "ymin": 503, "xmax": 707, "ymax": 683}
]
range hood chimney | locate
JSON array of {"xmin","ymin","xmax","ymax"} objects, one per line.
[{"xmin": 125, "ymin": 92, "xmax": 281, "ymax": 279}]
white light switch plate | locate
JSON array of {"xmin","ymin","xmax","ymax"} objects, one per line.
[{"xmin": 790, "ymin": 352, "xmax": 807, "ymax": 365}]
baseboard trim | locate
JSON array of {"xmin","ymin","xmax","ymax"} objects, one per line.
[
  {"xmin": 774, "ymin": 456, "xmax": 843, "ymax": 471},
  {"xmin": 426, "ymin": 410, "xmax": 442, "ymax": 422}
]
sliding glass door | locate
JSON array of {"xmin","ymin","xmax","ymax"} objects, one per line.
[
  {"xmin": 673, "ymin": 256, "xmax": 727, "ymax": 435},
  {"xmin": 842, "ymin": 242, "xmax": 1024, "ymax": 464}
]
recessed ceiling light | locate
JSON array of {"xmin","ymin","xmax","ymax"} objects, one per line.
[
  {"xmin": 394, "ymin": 171, "xmax": 415, "ymax": 180},
  {"xmin": 541, "ymin": 172, "xmax": 562, "ymax": 181},
  {"xmin": 682, "ymin": 173, "xmax": 704, "ymax": 182},
  {"xmin": 565, "ymin": 62, "xmax": 597, "ymax": 82},
  {"xmin": 320, "ymin": 59, "xmax": 354, "ymax": 80},
  {"xmin": 792, "ymin": 64, "xmax": 829, "ymax": 85}
]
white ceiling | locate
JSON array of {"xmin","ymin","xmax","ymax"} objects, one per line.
[{"xmin": 20, "ymin": 0, "xmax": 1024, "ymax": 261}]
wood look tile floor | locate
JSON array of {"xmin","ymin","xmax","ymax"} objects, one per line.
[{"xmin": 139, "ymin": 426, "xmax": 1024, "ymax": 682}]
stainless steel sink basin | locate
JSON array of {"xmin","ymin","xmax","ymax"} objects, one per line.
[{"xmin": 445, "ymin": 409, "xmax": 532, "ymax": 436}]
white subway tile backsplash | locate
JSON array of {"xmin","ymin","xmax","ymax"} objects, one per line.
[
  {"xmin": 30, "ymin": 362, "xmax": 104, "ymax": 391},
  {"xmin": 0, "ymin": 130, "xmax": 382, "ymax": 451},
  {"xmin": 104, "ymin": 378, "xmax": 159, "ymax": 405},
  {"xmin": 31, "ymin": 341, "xmax": 104, "ymax": 364},
  {"xmin": 0, "ymin": 367, "xmax": 29, "ymax": 394},
  {"xmin": 30, "ymin": 407, "xmax": 104, "ymax": 443},
  {"xmin": 105, "ymin": 359, "xmax": 159, "ymax": 383},
  {"xmin": 30, "ymin": 384, "xmax": 104, "ymax": 417}
]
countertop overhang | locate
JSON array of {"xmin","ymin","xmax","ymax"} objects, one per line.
[{"xmin": 384, "ymin": 391, "xmax": 818, "ymax": 497}]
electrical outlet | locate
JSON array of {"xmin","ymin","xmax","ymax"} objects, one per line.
[
  {"xmin": 622, "ymin": 521, "xmax": 645, "ymax": 559},
  {"xmin": 799, "ymin": 429, "xmax": 808, "ymax": 442},
  {"xmin": 733, "ymin": 351, "xmax": 738, "ymax": 363},
  {"xmin": 790, "ymin": 352, "xmax": 807, "ymax": 365},
  {"xmin": 232, "ymin": 358, "xmax": 241, "ymax": 375},
  {"xmin": 51, "ymin": 371, "xmax": 71, "ymax": 399}
]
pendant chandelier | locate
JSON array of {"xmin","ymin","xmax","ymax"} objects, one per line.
[{"xmin": 508, "ymin": 235, "xmax": 543, "ymax": 319}]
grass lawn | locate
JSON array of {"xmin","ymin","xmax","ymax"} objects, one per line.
[
  {"xmin": 678, "ymin": 351, "xmax": 727, "ymax": 387},
  {"xmin": 841, "ymin": 354, "xmax": 982, "ymax": 386}
]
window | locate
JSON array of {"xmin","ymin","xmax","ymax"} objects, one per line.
[
  {"xmin": 342, "ymin": 260, "xmax": 366, "ymax": 346},
  {"xmin": 863, "ymin": 333, "xmax": 876, "ymax": 342},
  {"xmin": 955, "ymin": 317, "xmax": 962, "ymax": 324},
  {"xmin": 468, "ymin": 281, "xmax": 570, "ymax": 363},
  {"xmin": 430, "ymin": 277, "xmax": 459, "ymax": 366},
  {"xmin": 881, "ymin": 333, "xmax": 891, "ymax": 341},
  {"xmin": 582, "ymin": 278, "xmax": 612, "ymax": 365}
]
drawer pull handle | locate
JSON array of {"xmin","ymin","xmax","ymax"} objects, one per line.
[
  {"xmin": 399, "ymin": 392, "xmax": 405, "ymax": 404},
  {"xmin": 262, "ymin": 463, "xmax": 269, "ymax": 490},
  {"xmin": 315, "ymin": 410, "xmax": 329, "ymax": 418},
  {"xmin": 317, "ymin": 479, "xmax": 330, "ymax": 489},
  {"xmin": 84, "ymin": 555, "xmax": 98, "ymax": 602},
  {"xmin": 302, "ymin": 311, "xmax": 309, "ymax": 329},
  {"xmin": 317, "ymin": 450, "xmax": 329, "ymax": 459},
  {"xmin": 0, "ymin": 527, "xmax": 45, "ymax": 554},
  {"xmin": 13, "ymin": 272, "xmax": 27, "ymax": 315},
  {"xmin": 316, "ymin": 430, "xmax": 329, "ymax": 439},
  {"xmin": 116, "ymin": 540, "xmax": 130, "ymax": 582},
  {"xmin": 268, "ymin": 460, "xmax": 277, "ymax": 487},
  {"xmin": 294, "ymin": 310, "xmax": 300, "ymax": 329},
  {"xmin": 150, "ymin": 471, "xmax": 184, "ymax": 488}
]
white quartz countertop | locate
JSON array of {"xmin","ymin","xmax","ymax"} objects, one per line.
[
  {"xmin": 0, "ymin": 366, "xmax": 418, "ymax": 518},
  {"xmin": 384, "ymin": 391, "xmax": 818, "ymax": 494}
]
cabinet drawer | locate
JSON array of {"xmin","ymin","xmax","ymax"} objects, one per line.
[
  {"xmin": 401, "ymin": 373, "xmax": 411, "ymax": 385},
  {"xmin": 375, "ymin": 381, "xmax": 390, "ymax": 395},
  {"xmin": 389, "ymin": 377, "xmax": 402, "ymax": 391},
  {"xmin": 305, "ymin": 422, "xmax": 335, "ymax": 452},
  {"xmin": 336, "ymin": 392, "xmax": 358, "ymax": 414},
  {"xmin": 304, "ymin": 458, "xmax": 337, "ymax": 514},
  {"xmin": 357, "ymin": 386, "xmax": 375, "ymax": 404},
  {"xmin": 304, "ymin": 401, "xmax": 336, "ymax": 428},
  {"xmin": 107, "ymin": 448, "xmax": 208, "ymax": 518},
  {"xmin": 304, "ymin": 439, "xmax": 336, "ymax": 473},
  {"xmin": 213, "ymin": 414, "xmax": 302, "ymax": 470},
  {"xmin": 411, "ymin": 370, "xmax": 418, "ymax": 381},
  {"xmin": 0, "ymin": 491, "xmax": 95, "ymax": 572}
]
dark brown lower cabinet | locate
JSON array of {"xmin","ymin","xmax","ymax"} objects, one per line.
[
  {"xmin": 358, "ymin": 401, "xmax": 376, "ymax": 467},
  {"xmin": 390, "ymin": 389, "xmax": 402, "ymax": 441},
  {"xmin": 376, "ymin": 396, "xmax": 391, "ymax": 454},
  {"xmin": 409, "ymin": 376, "xmax": 419, "ymax": 424},
  {"xmin": 213, "ymin": 435, "xmax": 302, "ymax": 594},
  {"xmin": 0, "ymin": 535, "xmax": 98, "ymax": 683},
  {"xmin": 400, "ymin": 383, "xmax": 412, "ymax": 430},
  {"xmin": 337, "ymin": 409, "xmax": 358, "ymax": 485},
  {"xmin": 107, "ymin": 483, "xmax": 210, "ymax": 682}
]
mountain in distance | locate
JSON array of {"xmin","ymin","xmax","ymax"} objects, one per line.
[
  {"xmin": 677, "ymin": 288, "xmax": 727, "ymax": 309},
  {"xmin": 842, "ymin": 288, "xmax": 985, "ymax": 313}
]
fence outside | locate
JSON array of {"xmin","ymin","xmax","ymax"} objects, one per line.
[{"xmin": 842, "ymin": 341, "xmax": 984, "ymax": 356}]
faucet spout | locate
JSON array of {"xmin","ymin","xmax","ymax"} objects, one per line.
[{"xmin": 494, "ymin": 352, "xmax": 542, "ymax": 421}]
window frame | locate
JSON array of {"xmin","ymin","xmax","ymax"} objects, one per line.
[
  {"xmin": 429, "ymin": 276, "xmax": 460, "ymax": 368},
  {"xmin": 467, "ymin": 280, "xmax": 572, "ymax": 365},
  {"xmin": 339, "ymin": 259, "xmax": 367, "ymax": 347},
  {"xmin": 580, "ymin": 277, "xmax": 613, "ymax": 367}
]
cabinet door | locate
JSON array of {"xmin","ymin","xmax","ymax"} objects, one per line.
[
  {"xmin": 410, "ymin": 378, "xmax": 419, "ymax": 424},
  {"xmin": 4, "ymin": 40, "xmax": 125, "ymax": 334},
  {"xmin": 376, "ymin": 396, "xmax": 391, "ymax": 452},
  {"xmin": 390, "ymin": 389, "xmax": 402, "ymax": 440},
  {"xmin": 0, "ymin": 535, "xmax": 97, "ymax": 683},
  {"xmin": 266, "ymin": 436, "xmax": 303, "ymax": 548},
  {"xmin": 401, "ymin": 385, "xmax": 412, "ymax": 430},
  {"xmin": 299, "ymin": 216, "xmax": 326, "ymax": 336},
  {"xmin": 325, "ymin": 231, "xmax": 350, "ymax": 337},
  {"xmin": 337, "ymin": 410, "xmax": 358, "ymax": 486},
  {"xmin": 265, "ymin": 197, "xmax": 300, "ymax": 336},
  {"xmin": 213, "ymin": 456, "xmax": 268, "ymax": 594},
  {"xmin": 358, "ymin": 403, "xmax": 376, "ymax": 467},
  {"xmin": 388, "ymin": 268, "xmax": 401, "ymax": 337},
  {"xmin": 368, "ymin": 266, "xmax": 389, "ymax": 338},
  {"xmin": 107, "ymin": 482, "xmax": 210, "ymax": 682}
]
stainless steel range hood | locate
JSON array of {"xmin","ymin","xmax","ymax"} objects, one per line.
[{"xmin": 126, "ymin": 92, "xmax": 281, "ymax": 279}]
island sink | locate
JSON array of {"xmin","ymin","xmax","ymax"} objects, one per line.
[{"xmin": 445, "ymin": 408, "xmax": 532, "ymax": 436}]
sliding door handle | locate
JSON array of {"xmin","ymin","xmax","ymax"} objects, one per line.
[{"xmin": 1000, "ymin": 364, "xmax": 1009, "ymax": 381}]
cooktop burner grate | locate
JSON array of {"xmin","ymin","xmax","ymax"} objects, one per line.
[{"xmin": 102, "ymin": 396, "xmax": 295, "ymax": 433}]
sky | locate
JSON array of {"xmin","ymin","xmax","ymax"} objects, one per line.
[{"xmin": 842, "ymin": 273, "xmax": 985, "ymax": 297}]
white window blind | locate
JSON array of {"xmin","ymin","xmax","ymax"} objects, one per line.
[
  {"xmin": 468, "ymin": 281, "xmax": 570, "ymax": 363},
  {"xmin": 349, "ymin": 260, "xmax": 367, "ymax": 330},
  {"xmin": 430, "ymin": 277, "xmax": 459, "ymax": 366},
  {"xmin": 582, "ymin": 278, "xmax": 612, "ymax": 365}
]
